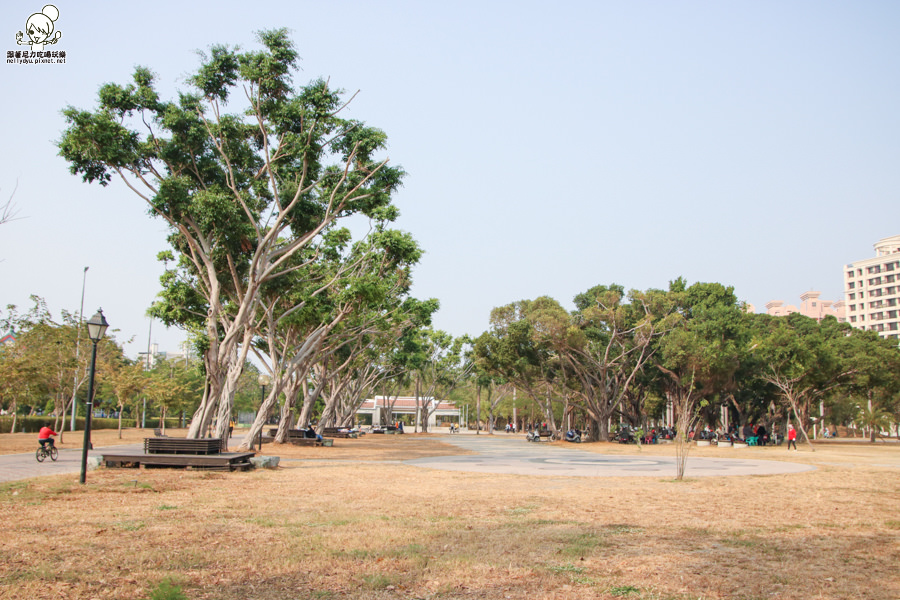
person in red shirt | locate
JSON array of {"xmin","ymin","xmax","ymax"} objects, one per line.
[
  {"xmin": 38, "ymin": 425, "xmax": 58, "ymax": 449},
  {"xmin": 787, "ymin": 423, "xmax": 797, "ymax": 450}
]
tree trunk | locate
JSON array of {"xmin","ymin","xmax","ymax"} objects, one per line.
[
  {"xmin": 868, "ymin": 396, "xmax": 876, "ymax": 443},
  {"xmin": 275, "ymin": 378, "xmax": 302, "ymax": 444},
  {"xmin": 475, "ymin": 384, "xmax": 481, "ymax": 435},
  {"xmin": 187, "ymin": 366, "xmax": 221, "ymax": 438},
  {"xmin": 213, "ymin": 330, "xmax": 253, "ymax": 440},
  {"xmin": 416, "ymin": 375, "xmax": 424, "ymax": 432}
]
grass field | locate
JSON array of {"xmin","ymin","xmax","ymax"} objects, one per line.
[{"xmin": 1, "ymin": 430, "xmax": 898, "ymax": 600}]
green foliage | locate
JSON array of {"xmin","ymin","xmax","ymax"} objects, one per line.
[
  {"xmin": 0, "ymin": 416, "xmax": 134, "ymax": 433},
  {"xmin": 147, "ymin": 578, "xmax": 187, "ymax": 600},
  {"xmin": 478, "ymin": 277, "xmax": 900, "ymax": 445},
  {"xmin": 609, "ymin": 585, "xmax": 640, "ymax": 596}
]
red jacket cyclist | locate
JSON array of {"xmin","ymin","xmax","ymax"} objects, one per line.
[{"xmin": 38, "ymin": 426, "xmax": 58, "ymax": 449}]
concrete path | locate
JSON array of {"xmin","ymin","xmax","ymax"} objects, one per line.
[
  {"xmin": 0, "ymin": 436, "xmax": 249, "ymax": 483},
  {"xmin": 405, "ymin": 435, "xmax": 816, "ymax": 477},
  {"xmin": 0, "ymin": 445, "xmax": 116, "ymax": 483}
]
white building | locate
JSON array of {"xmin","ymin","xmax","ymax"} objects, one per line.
[
  {"xmin": 137, "ymin": 341, "xmax": 192, "ymax": 369},
  {"xmin": 356, "ymin": 396, "xmax": 460, "ymax": 429},
  {"xmin": 843, "ymin": 234, "xmax": 900, "ymax": 341}
]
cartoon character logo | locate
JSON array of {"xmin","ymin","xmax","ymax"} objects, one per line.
[{"xmin": 16, "ymin": 5, "xmax": 62, "ymax": 52}]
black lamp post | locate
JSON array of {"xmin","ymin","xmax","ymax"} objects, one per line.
[
  {"xmin": 255, "ymin": 374, "xmax": 271, "ymax": 452},
  {"xmin": 80, "ymin": 309, "xmax": 108, "ymax": 484}
]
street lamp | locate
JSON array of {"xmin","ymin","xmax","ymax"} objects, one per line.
[
  {"xmin": 80, "ymin": 309, "xmax": 108, "ymax": 485},
  {"xmin": 255, "ymin": 374, "xmax": 272, "ymax": 452}
]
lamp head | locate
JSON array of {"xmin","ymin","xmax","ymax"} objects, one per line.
[{"xmin": 86, "ymin": 309, "xmax": 109, "ymax": 342}]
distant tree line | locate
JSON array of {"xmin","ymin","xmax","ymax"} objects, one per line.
[{"xmin": 468, "ymin": 279, "xmax": 900, "ymax": 453}]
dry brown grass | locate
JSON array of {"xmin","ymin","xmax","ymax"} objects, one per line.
[{"xmin": 1, "ymin": 434, "xmax": 898, "ymax": 600}]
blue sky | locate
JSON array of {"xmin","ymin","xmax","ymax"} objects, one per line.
[{"xmin": 2, "ymin": 1, "xmax": 898, "ymax": 358}]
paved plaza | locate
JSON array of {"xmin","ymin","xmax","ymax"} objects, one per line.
[{"xmin": 406, "ymin": 434, "xmax": 816, "ymax": 477}]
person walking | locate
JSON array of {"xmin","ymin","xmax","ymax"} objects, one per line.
[{"xmin": 787, "ymin": 423, "xmax": 797, "ymax": 450}]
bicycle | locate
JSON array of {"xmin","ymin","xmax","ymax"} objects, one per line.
[{"xmin": 36, "ymin": 443, "xmax": 59, "ymax": 462}]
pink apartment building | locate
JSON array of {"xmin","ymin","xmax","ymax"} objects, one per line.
[{"xmin": 764, "ymin": 291, "xmax": 845, "ymax": 322}]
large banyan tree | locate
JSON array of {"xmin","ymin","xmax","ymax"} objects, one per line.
[{"xmin": 58, "ymin": 29, "xmax": 408, "ymax": 438}]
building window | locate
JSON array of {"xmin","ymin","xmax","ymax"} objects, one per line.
[
  {"xmin": 850, "ymin": 316, "xmax": 857, "ymax": 323},
  {"xmin": 849, "ymin": 282, "xmax": 855, "ymax": 289},
  {"xmin": 849, "ymin": 293, "xmax": 855, "ymax": 300}
]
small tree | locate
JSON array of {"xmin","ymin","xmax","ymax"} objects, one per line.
[{"xmin": 103, "ymin": 361, "xmax": 146, "ymax": 438}]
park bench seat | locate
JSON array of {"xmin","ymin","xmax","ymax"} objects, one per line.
[
  {"xmin": 322, "ymin": 427, "xmax": 357, "ymax": 438},
  {"xmin": 289, "ymin": 437, "xmax": 322, "ymax": 447},
  {"xmin": 144, "ymin": 437, "xmax": 225, "ymax": 455}
]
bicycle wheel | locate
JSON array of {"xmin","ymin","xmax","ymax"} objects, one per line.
[
  {"xmin": 36, "ymin": 447, "xmax": 45, "ymax": 462},
  {"xmin": 49, "ymin": 446, "xmax": 59, "ymax": 461}
]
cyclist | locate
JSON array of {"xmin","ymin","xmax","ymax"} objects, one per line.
[{"xmin": 38, "ymin": 425, "xmax": 58, "ymax": 450}]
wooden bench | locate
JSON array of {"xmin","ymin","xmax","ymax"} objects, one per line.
[
  {"xmin": 144, "ymin": 437, "xmax": 225, "ymax": 455},
  {"xmin": 322, "ymin": 428, "xmax": 357, "ymax": 439},
  {"xmin": 283, "ymin": 429, "xmax": 333, "ymax": 446},
  {"xmin": 289, "ymin": 437, "xmax": 323, "ymax": 447},
  {"xmin": 103, "ymin": 451, "xmax": 254, "ymax": 471}
]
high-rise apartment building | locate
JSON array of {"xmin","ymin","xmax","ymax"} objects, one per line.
[{"xmin": 843, "ymin": 234, "xmax": 900, "ymax": 340}]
